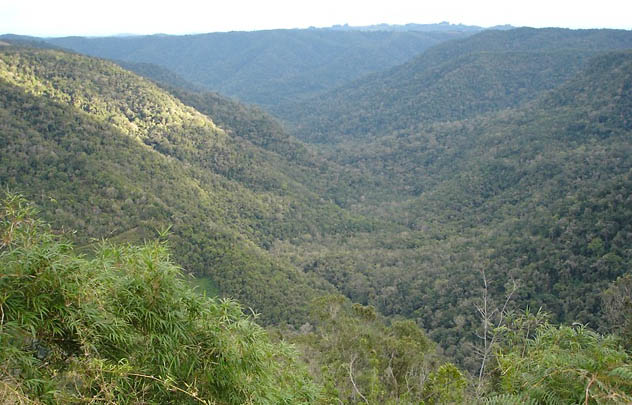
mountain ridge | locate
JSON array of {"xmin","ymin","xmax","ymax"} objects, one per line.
[
  {"xmin": 277, "ymin": 27, "xmax": 632, "ymax": 144},
  {"xmin": 42, "ymin": 29, "xmax": 475, "ymax": 106}
]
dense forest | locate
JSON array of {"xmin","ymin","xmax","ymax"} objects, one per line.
[
  {"xmin": 277, "ymin": 28, "xmax": 632, "ymax": 143},
  {"xmin": 0, "ymin": 45, "xmax": 377, "ymax": 326},
  {"xmin": 2, "ymin": 26, "xmax": 632, "ymax": 403},
  {"xmin": 42, "ymin": 28, "xmax": 474, "ymax": 107}
]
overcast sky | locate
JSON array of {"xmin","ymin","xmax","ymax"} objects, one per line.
[{"xmin": 2, "ymin": 0, "xmax": 631, "ymax": 37}]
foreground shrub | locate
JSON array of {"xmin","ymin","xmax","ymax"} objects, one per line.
[{"xmin": 0, "ymin": 193, "xmax": 319, "ymax": 404}]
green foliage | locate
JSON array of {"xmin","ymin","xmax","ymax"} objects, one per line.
[
  {"xmin": 0, "ymin": 45, "xmax": 374, "ymax": 324},
  {"xmin": 44, "ymin": 29, "xmax": 472, "ymax": 107},
  {"xmin": 283, "ymin": 50, "xmax": 632, "ymax": 369},
  {"xmin": 286, "ymin": 294, "xmax": 466, "ymax": 404},
  {"xmin": 421, "ymin": 363, "xmax": 467, "ymax": 405},
  {"xmin": 602, "ymin": 274, "xmax": 632, "ymax": 348},
  {"xmin": 3, "ymin": 29, "xmax": 632, "ymax": 397},
  {"xmin": 280, "ymin": 28, "xmax": 632, "ymax": 144},
  {"xmin": 489, "ymin": 318, "xmax": 632, "ymax": 404},
  {"xmin": 484, "ymin": 393, "xmax": 538, "ymax": 405},
  {"xmin": 0, "ymin": 193, "xmax": 320, "ymax": 404}
]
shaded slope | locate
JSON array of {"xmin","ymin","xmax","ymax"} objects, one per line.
[
  {"xmin": 293, "ymin": 51, "xmax": 632, "ymax": 366},
  {"xmin": 280, "ymin": 27, "xmax": 632, "ymax": 144},
  {"xmin": 117, "ymin": 60, "xmax": 203, "ymax": 92},
  {"xmin": 404, "ymin": 51, "xmax": 632, "ymax": 322}
]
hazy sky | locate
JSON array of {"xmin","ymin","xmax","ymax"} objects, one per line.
[{"xmin": 2, "ymin": 0, "xmax": 631, "ymax": 37}]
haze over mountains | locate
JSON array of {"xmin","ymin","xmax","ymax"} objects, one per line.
[
  {"xmin": 277, "ymin": 28, "xmax": 632, "ymax": 143},
  {"xmin": 44, "ymin": 25, "xmax": 476, "ymax": 107},
  {"xmin": 2, "ymin": 23, "xmax": 632, "ymax": 403}
]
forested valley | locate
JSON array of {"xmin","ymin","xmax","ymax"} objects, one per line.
[{"xmin": 1, "ymin": 26, "xmax": 632, "ymax": 403}]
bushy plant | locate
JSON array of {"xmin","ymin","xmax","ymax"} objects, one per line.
[
  {"xmin": 487, "ymin": 311, "xmax": 632, "ymax": 404},
  {"xmin": 0, "ymin": 193, "xmax": 319, "ymax": 404}
]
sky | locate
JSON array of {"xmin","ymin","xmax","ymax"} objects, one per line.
[{"xmin": 1, "ymin": 0, "xmax": 631, "ymax": 37}]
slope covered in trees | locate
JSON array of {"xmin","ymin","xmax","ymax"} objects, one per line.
[
  {"xmin": 44, "ymin": 29, "xmax": 474, "ymax": 107},
  {"xmin": 116, "ymin": 59, "xmax": 395, "ymax": 207},
  {"xmin": 283, "ymin": 49, "xmax": 632, "ymax": 368},
  {"xmin": 3, "ymin": 27, "xmax": 632, "ymax": 403},
  {"xmin": 278, "ymin": 27, "xmax": 632, "ymax": 143},
  {"xmin": 0, "ymin": 45, "xmax": 376, "ymax": 325},
  {"xmin": 4, "ymin": 195, "xmax": 632, "ymax": 404}
]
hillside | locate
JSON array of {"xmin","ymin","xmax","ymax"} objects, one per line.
[
  {"xmin": 2, "ymin": 25, "xmax": 632, "ymax": 382},
  {"xmin": 0, "ymin": 45, "xmax": 376, "ymax": 324},
  {"xmin": 279, "ymin": 27, "xmax": 632, "ymax": 144},
  {"xmin": 288, "ymin": 50, "xmax": 632, "ymax": 367},
  {"xmin": 44, "ymin": 29, "xmax": 474, "ymax": 107}
]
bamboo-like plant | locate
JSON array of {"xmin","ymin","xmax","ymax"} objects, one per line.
[
  {"xmin": 487, "ymin": 311, "xmax": 632, "ymax": 404},
  {"xmin": 0, "ymin": 193, "xmax": 320, "ymax": 404}
]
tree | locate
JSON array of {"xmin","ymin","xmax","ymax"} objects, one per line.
[
  {"xmin": 474, "ymin": 268, "xmax": 517, "ymax": 395},
  {"xmin": 602, "ymin": 273, "xmax": 632, "ymax": 348},
  {"xmin": 288, "ymin": 294, "xmax": 468, "ymax": 404}
]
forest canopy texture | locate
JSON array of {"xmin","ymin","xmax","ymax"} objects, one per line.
[{"xmin": 1, "ymin": 26, "xmax": 632, "ymax": 403}]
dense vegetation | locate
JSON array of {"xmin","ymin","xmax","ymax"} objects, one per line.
[
  {"xmin": 278, "ymin": 27, "xmax": 632, "ymax": 143},
  {"xmin": 3, "ymin": 195, "xmax": 632, "ymax": 404},
  {"xmin": 0, "ymin": 45, "xmax": 377, "ymax": 325},
  {"xmin": 0, "ymin": 193, "xmax": 319, "ymax": 404},
  {"xmin": 276, "ymin": 49, "xmax": 632, "ymax": 367},
  {"xmin": 284, "ymin": 294, "xmax": 468, "ymax": 404},
  {"xmin": 2, "ymin": 26, "xmax": 632, "ymax": 403},
  {"xmin": 43, "ymin": 28, "xmax": 474, "ymax": 107},
  {"xmin": 483, "ymin": 310, "xmax": 632, "ymax": 404}
]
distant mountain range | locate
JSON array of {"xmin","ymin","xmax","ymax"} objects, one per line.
[
  {"xmin": 277, "ymin": 27, "xmax": 632, "ymax": 143},
  {"xmin": 325, "ymin": 21, "xmax": 512, "ymax": 32},
  {"xmin": 36, "ymin": 28, "xmax": 474, "ymax": 107},
  {"xmin": 0, "ymin": 24, "xmax": 507, "ymax": 109}
]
